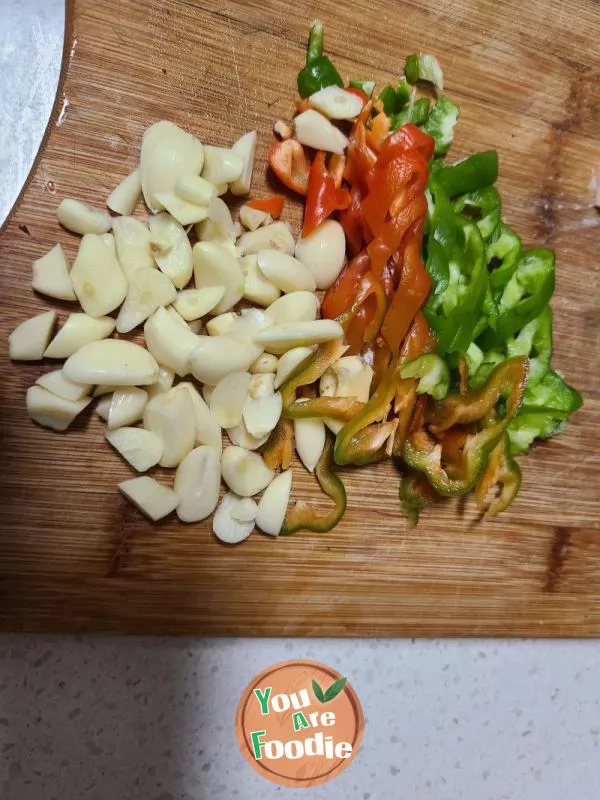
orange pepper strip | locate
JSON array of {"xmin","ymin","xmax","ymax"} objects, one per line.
[
  {"xmin": 247, "ymin": 195, "xmax": 285, "ymax": 218},
  {"xmin": 302, "ymin": 151, "xmax": 350, "ymax": 237},
  {"xmin": 268, "ymin": 140, "xmax": 310, "ymax": 195}
]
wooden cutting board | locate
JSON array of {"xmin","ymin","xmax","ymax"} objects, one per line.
[{"xmin": 1, "ymin": 0, "xmax": 599, "ymax": 637}]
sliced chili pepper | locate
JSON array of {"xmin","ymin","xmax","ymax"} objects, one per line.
[
  {"xmin": 474, "ymin": 433, "xmax": 522, "ymax": 517},
  {"xmin": 282, "ymin": 435, "xmax": 346, "ymax": 533},
  {"xmin": 268, "ymin": 140, "xmax": 310, "ymax": 195},
  {"xmin": 302, "ymin": 151, "xmax": 351, "ymax": 237},
  {"xmin": 247, "ymin": 195, "xmax": 285, "ymax": 219}
]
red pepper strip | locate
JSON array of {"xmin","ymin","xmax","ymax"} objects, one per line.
[
  {"xmin": 247, "ymin": 195, "xmax": 285, "ymax": 219},
  {"xmin": 345, "ymin": 86, "xmax": 369, "ymax": 104},
  {"xmin": 381, "ymin": 226, "xmax": 432, "ymax": 355},
  {"xmin": 322, "ymin": 250, "xmax": 370, "ymax": 319},
  {"xmin": 336, "ymin": 271, "xmax": 387, "ymax": 351},
  {"xmin": 302, "ymin": 151, "xmax": 351, "ymax": 236},
  {"xmin": 367, "ymin": 193, "xmax": 428, "ymax": 277},
  {"xmin": 344, "ymin": 302, "xmax": 370, "ymax": 354},
  {"xmin": 344, "ymin": 118, "xmax": 376, "ymax": 190},
  {"xmin": 363, "ymin": 149, "xmax": 429, "ymax": 238},
  {"xmin": 366, "ymin": 111, "xmax": 391, "ymax": 152},
  {"xmin": 268, "ymin": 140, "xmax": 310, "ymax": 195},
  {"xmin": 339, "ymin": 186, "xmax": 366, "ymax": 256},
  {"xmin": 370, "ymin": 343, "xmax": 392, "ymax": 391},
  {"xmin": 400, "ymin": 312, "xmax": 434, "ymax": 362},
  {"xmin": 380, "ymin": 123, "xmax": 435, "ymax": 162}
]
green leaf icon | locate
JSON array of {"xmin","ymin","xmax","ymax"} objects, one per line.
[
  {"xmin": 312, "ymin": 679, "xmax": 325, "ymax": 703},
  {"xmin": 323, "ymin": 677, "xmax": 347, "ymax": 703}
]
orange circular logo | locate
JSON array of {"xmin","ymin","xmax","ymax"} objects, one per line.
[{"xmin": 235, "ymin": 659, "xmax": 364, "ymax": 788}]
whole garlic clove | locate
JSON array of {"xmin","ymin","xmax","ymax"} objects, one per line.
[
  {"xmin": 226, "ymin": 419, "xmax": 269, "ymax": 450},
  {"xmin": 148, "ymin": 212, "xmax": 193, "ymax": 289},
  {"xmin": 105, "ymin": 427, "xmax": 163, "ymax": 472},
  {"xmin": 143, "ymin": 385, "xmax": 196, "ymax": 468},
  {"xmin": 209, "ymin": 371, "xmax": 252, "ymax": 428},
  {"xmin": 173, "ymin": 286, "xmax": 225, "ymax": 321},
  {"xmin": 147, "ymin": 365, "xmax": 175, "ymax": 399},
  {"xmin": 63, "ymin": 339, "xmax": 159, "ymax": 386},
  {"xmin": 70, "ymin": 233, "xmax": 128, "ymax": 317},
  {"xmin": 274, "ymin": 346, "xmax": 314, "ymax": 389},
  {"xmin": 36, "ymin": 370, "xmax": 91, "ymax": 402},
  {"xmin": 242, "ymin": 391, "xmax": 282, "ymax": 438},
  {"xmin": 241, "ymin": 254, "xmax": 281, "ymax": 307},
  {"xmin": 206, "ymin": 312, "xmax": 237, "ymax": 337},
  {"xmin": 238, "ymin": 221, "xmax": 295, "ymax": 256},
  {"xmin": 174, "ymin": 445, "xmax": 221, "ymax": 523},
  {"xmin": 107, "ymin": 386, "xmax": 148, "ymax": 430},
  {"xmin": 240, "ymin": 205, "xmax": 268, "ymax": 231},
  {"xmin": 96, "ymin": 394, "xmax": 113, "ymax": 422},
  {"xmin": 116, "ymin": 267, "xmax": 177, "ymax": 333},
  {"xmin": 201, "ymin": 145, "xmax": 244, "ymax": 185},
  {"xmin": 106, "ymin": 168, "xmax": 141, "ymax": 216},
  {"xmin": 249, "ymin": 352, "xmax": 278, "ymax": 374},
  {"xmin": 174, "ymin": 174, "xmax": 216, "ymax": 206},
  {"xmin": 248, "ymin": 373, "xmax": 275, "ymax": 399},
  {"xmin": 221, "ymin": 446, "xmax": 274, "ymax": 496},
  {"xmin": 256, "ymin": 249, "xmax": 316, "ymax": 293},
  {"xmin": 189, "ymin": 336, "xmax": 257, "ymax": 385},
  {"xmin": 294, "ymin": 418, "xmax": 326, "ymax": 473},
  {"xmin": 112, "ymin": 216, "xmax": 155, "ymax": 279},
  {"xmin": 206, "ymin": 195, "xmax": 239, "ymax": 240},
  {"xmin": 31, "ymin": 243, "xmax": 76, "ymax": 301},
  {"xmin": 144, "ymin": 306, "xmax": 199, "ymax": 376},
  {"xmin": 26, "ymin": 385, "xmax": 91, "ymax": 431},
  {"xmin": 254, "ymin": 320, "xmax": 344, "ymax": 354},
  {"xmin": 154, "ymin": 191, "xmax": 209, "ymax": 226},
  {"xmin": 44, "ymin": 313, "xmax": 115, "ymax": 359},
  {"xmin": 9, "ymin": 311, "xmax": 56, "ymax": 361},
  {"xmin": 192, "ymin": 241, "xmax": 244, "ymax": 314},
  {"xmin": 308, "ymin": 86, "xmax": 365, "ymax": 120},
  {"xmin": 229, "ymin": 131, "xmax": 257, "ymax": 196},
  {"xmin": 56, "ymin": 198, "xmax": 112, "ymax": 235},
  {"xmin": 118, "ymin": 476, "xmax": 179, "ymax": 521},
  {"xmin": 295, "ymin": 219, "xmax": 346, "ymax": 290},
  {"xmin": 294, "ymin": 109, "xmax": 349, "ymax": 154},
  {"xmin": 178, "ymin": 382, "xmax": 223, "ymax": 452},
  {"xmin": 140, "ymin": 121, "xmax": 204, "ymax": 213},
  {"xmin": 264, "ymin": 291, "xmax": 318, "ymax": 326},
  {"xmin": 212, "ymin": 492, "xmax": 257, "ymax": 544},
  {"xmin": 256, "ymin": 469, "xmax": 292, "ymax": 536}
]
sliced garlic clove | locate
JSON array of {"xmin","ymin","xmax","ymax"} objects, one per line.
[
  {"xmin": 308, "ymin": 86, "xmax": 365, "ymax": 120},
  {"xmin": 118, "ymin": 476, "xmax": 179, "ymax": 521},
  {"xmin": 140, "ymin": 121, "xmax": 204, "ymax": 213},
  {"xmin": 173, "ymin": 286, "xmax": 225, "ymax": 321},
  {"xmin": 143, "ymin": 385, "xmax": 196, "ymax": 467},
  {"xmin": 256, "ymin": 469, "xmax": 292, "ymax": 536},
  {"xmin": 242, "ymin": 391, "xmax": 282, "ymax": 438},
  {"xmin": 209, "ymin": 371, "xmax": 252, "ymax": 429},
  {"xmin": 147, "ymin": 365, "xmax": 175, "ymax": 399},
  {"xmin": 178, "ymin": 382, "xmax": 223, "ymax": 452},
  {"xmin": 26, "ymin": 385, "xmax": 91, "ymax": 432},
  {"xmin": 148, "ymin": 212, "xmax": 193, "ymax": 289},
  {"xmin": 189, "ymin": 336, "xmax": 257, "ymax": 386},
  {"xmin": 294, "ymin": 418, "xmax": 326, "ymax": 473},
  {"xmin": 144, "ymin": 306, "xmax": 199, "ymax": 376},
  {"xmin": 36, "ymin": 370, "xmax": 91, "ymax": 402},
  {"xmin": 57, "ymin": 198, "xmax": 112, "ymax": 235},
  {"xmin": 221, "ymin": 446, "xmax": 274, "ymax": 497},
  {"xmin": 206, "ymin": 195, "xmax": 239, "ymax": 240},
  {"xmin": 174, "ymin": 174, "xmax": 216, "ymax": 206},
  {"xmin": 192, "ymin": 241, "xmax": 244, "ymax": 314},
  {"xmin": 105, "ymin": 426, "xmax": 163, "ymax": 472},
  {"xmin": 248, "ymin": 373, "xmax": 275, "ymax": 399},
  {"xmin": 63, "ymin": 339, "xmax": 159, "ymax": 386},
  {"xmin": 212, "ymin": 492, "xmax": 257, "ymax": 544},
  {"xmin": 250, "ymin": 352, "xmax": 278, "ymax": 374},
  {"xmin": 295, "ymin": 219, "xmax": 346, "ymax": 290},
  {"xmin": 154, "ymin": 191, "xmax": 209, "ymax": 226},
  {"xmin": 107, "ymin": 168, "xmax": 141, "ymax": 216},
  {"xmin": 257, "ymin": 249, "xmax": 316, "ymax": 293},
  {"xmin": 274, "ymin": 346, "xmax": 315, "ymax": 388},
  {"xmin": 9, "ymin": 311, "xmax": 56, "ymax": 361},
  {"xmin": 227, "ymin": 418, "xmax": 269, "ymax": 450},
  {"xmin": 116, "ymin": 267, "xmax": 177, "ymax": 333},
  {"xmin": 44, "ymin": 313, "xmax": 115, "ymax": 359},
  {"xmin": 194, "ymin": 219, "xmax": 239, "ymax": 256},
  {"xmin": 320, "ymin": 355, "xmax": 373, "ymax": 402},
  {"xmin": 254, "ymin": 320, "xmax": 344, "ymax": 355},
  {"xmin": 241, "ymin": 254, "xmax": 281, "ymax": 307},
  {"xmin": 201, "ymin": 145, "xmax": 243, "ymax": 185},
  {"xmin": 264, "ymin": 291, "xmax": 318, "ymax": 326},
  {"xmin": 107, "ymin": 386, "xmax": 148, "ymax": 430},
  {"xmin": 240, "ymin": 205, "xmax": 268, "ymax": 231},
  {"xmin": 112, "ymin": 216, "xmax": 155, "ymax": 279},
  {"xmin": 294, "ymin": 109, "xmax": 349, "ymax": 154},
  {"xmin": 31, "ymin": 243, "xmax": 76, "ymax": 301},
  {"xmin": 70, "ymin": 233, "xmax": 128, "ymax": 317},
  {"xmin": 229, "ymin": 131, "xmax": 257, "ymax": 196},
  {"xmin": 238, "ymin": 221, "xmax": 295, "ymax": 256},
  {"xmin": 96, "ymin": 394, "xmax": 112, "ymax": 422},
  {"xmin": 206, "ymin": 312, "xmax": 237, "ymax": 337},
  {"xmin": 174, "ymin": 445, "xmax": 221, "ymax": 523}
]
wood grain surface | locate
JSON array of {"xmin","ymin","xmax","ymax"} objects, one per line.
[{"xmin": 0, "ymin": 0, "xmax": 599, "ymax": 637}]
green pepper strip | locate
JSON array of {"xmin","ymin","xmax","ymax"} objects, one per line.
[
  {"xmin": 391, "ymin": 378, "xmax": 418, "ymax": 458},
  {"xmin": 399, "ymin": 471, "xmax": 439, "ymax": 527},
  {"xmin": 402, "ymin": 357, "xmax": 528, "ymax": 496},
  {"xmin": 475, "ymin": 433, "xmax": 521, "ymax": 517},
  {"xmin": 262, "ymin": 419, "xmax": 294, "ymax": 471},
  {"xmin": 454, "ymin": 187, "xmax": 502, "ymax": 243},
  {"xmin": 399, "ymin": 354, "xmax": 450, "ymax": 400},
  {"xmin": 391, "ymin": 98, "xmax": 431, "ymax": 129},
  {"xmin": 433, "ymin": 151, "xmax": 499, "ymax": 198},
  {"xmin": 279, "ymin": 338, "xmax": 349, "ymax": 410},
  {"xmin": 404, "ymin": 53, "xmax": 444, "ymax": 90},
  {"xmin": 422, "ymin": 96, "xmax": 460, "ymax": 156},
  {"xmin": 297, "ymin": 20, "xmax": 343, "ymax": 98},
  {"xmin": 285, "ymin": 395, "xmax": 365, "ymax": 421},
  {"xmin": 282, "ymin": 434, "xmax": 346, "ymax": 533}
]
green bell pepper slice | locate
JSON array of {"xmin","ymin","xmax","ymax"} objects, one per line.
[
  {"xmin": 454, "ymin": 187, "xmax": 502, "ymax": 242},
  {"xmin": 349, "ymin": 79, "xmax": 376, "ymax": 97},
  {"xmin": 399, "ymin": 471, "xmax": 438, "ymax": 527},
  {"xmin": 475, "ymin": 433, "xmax": 521, "ymax": 517},
  {"xmin": 505, "ymin": 305, "xmax": 552, "ymax": 384},
  {"xmin": 297, "ymin": 20, "xmax": 344, "ymax": 98},
  {"xmin": 391, "ymin": 98, "xmax": 431, "ymax": 129},
  {"xmin": 423, "ymin": 96, "xmax": 460, "ymax": 155},
  {"xmin": 399, "ymin": 354, "xmax": 450, "ymax": 400},
  {"xmin": 404, "ymin": 53, "xmax": 444, "ymax": 90},
  {"xmin": 494, "ymin": 248, "xmax": 555, "ymax": 340},
  {"xmin": 485, "ymin": 222, "xmax": 522, "ymax": 293},
  {"xmin": 433, "ymin": 151, "xmax": 499, "ymax": 198}
]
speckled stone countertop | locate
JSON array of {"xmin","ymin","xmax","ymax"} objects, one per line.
[{"xmin": 1, "ymin": 3, "xmax": 599, "ymax": 799}]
